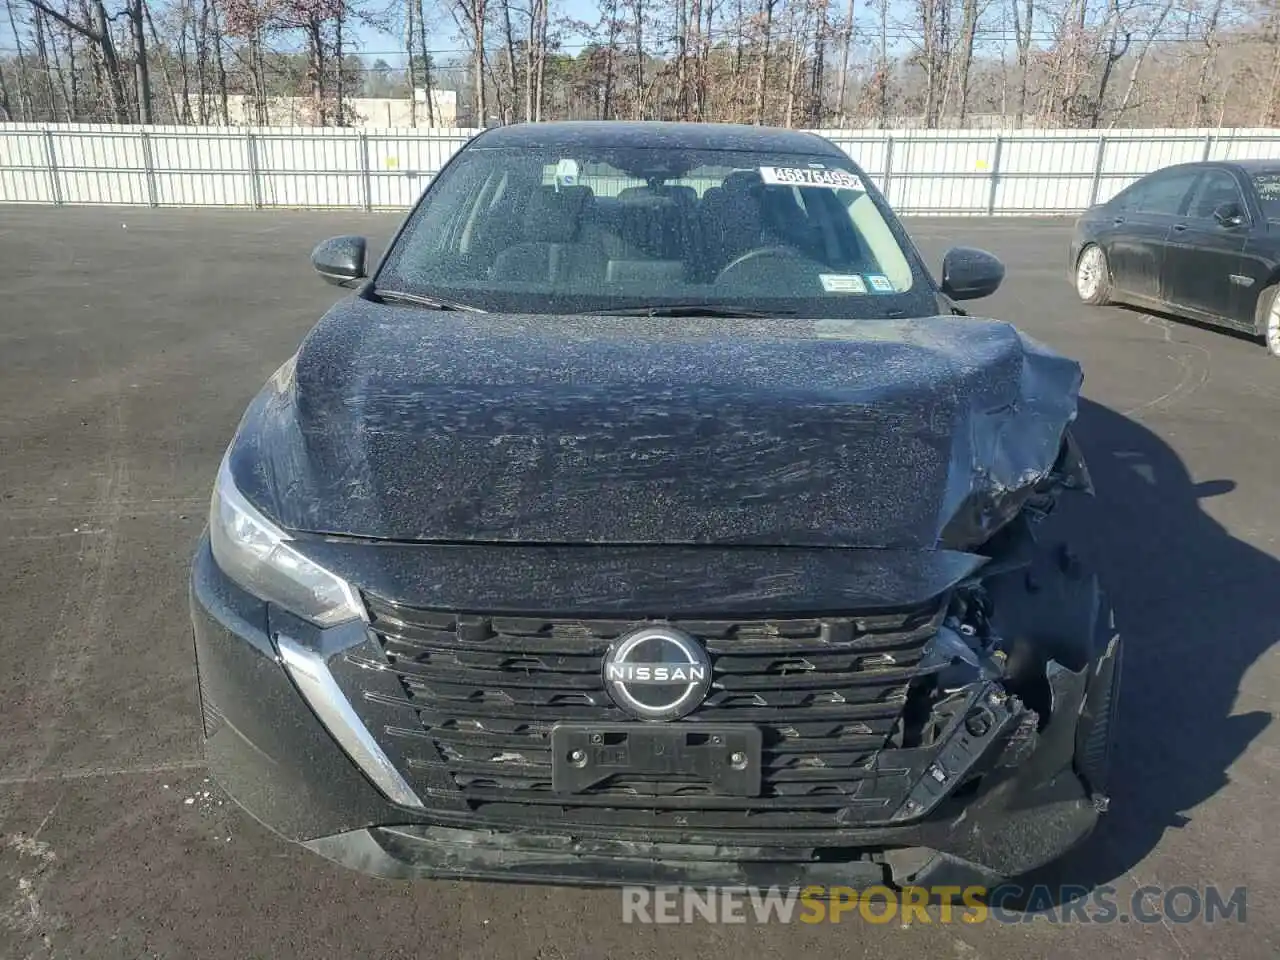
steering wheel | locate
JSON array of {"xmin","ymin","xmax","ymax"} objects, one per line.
[{"xmin": 714, "ymin": 245, "xmax": 813, "ymax": 286}]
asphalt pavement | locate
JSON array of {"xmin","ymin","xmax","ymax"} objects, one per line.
[{"xmin": 0, "ymin": 206, "xmax": 1277, "ymax": 959}]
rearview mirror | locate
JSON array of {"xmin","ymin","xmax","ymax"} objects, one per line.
[
  {"xmin": 1212, "ymin": 202, "xmax": 1246, "ymax": 228},
  {"xmin": 311, "ymin": 235, "xmax": 368, "ymax": 286},
  {"xmin": 940, "ymin": 247, "xmax": 1005, "ymax": 301}
]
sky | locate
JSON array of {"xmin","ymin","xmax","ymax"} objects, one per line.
[{"xmin": 2, "ymin": 0, "xmax": 1186, "ymax": 75}]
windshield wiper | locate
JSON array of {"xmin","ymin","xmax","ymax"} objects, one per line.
[
  {"xmin": 594, "ymin": 303, "xmax": 794, "ymax": 318},
  {"xmin": 374, "ymin": 289, "xmax": 487, "ymax": 313}
]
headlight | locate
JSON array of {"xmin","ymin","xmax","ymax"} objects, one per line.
[{"xmin": 208, "ymin": 457, "xmax": 365, "ymax": 626}]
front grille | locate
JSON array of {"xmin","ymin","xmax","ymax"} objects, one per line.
[{"xmin": 334, "ymin": 595, "xmax": 946, "ymax": 832}]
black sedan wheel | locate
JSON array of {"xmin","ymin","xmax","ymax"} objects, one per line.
[
  {"xmin": 1261, "ymin": 286, "xmax": 1280, "ymax": 359},
  {"xmin": 1075, "ymin": 245, "xmax": 1112, "ymax": 306}
]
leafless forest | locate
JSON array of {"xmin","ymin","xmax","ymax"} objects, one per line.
[{"xmin": 1, "ymin": 0, "xmax": 1278, "ymax": 128}]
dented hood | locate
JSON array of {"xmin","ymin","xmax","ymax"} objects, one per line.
[{"xmin": 227, "ymin": 300, "xmax": 1083, "ymax": 550}]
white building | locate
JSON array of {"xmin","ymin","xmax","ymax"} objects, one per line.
[{"xmin": 212, "ymin": 92, "xmax": 459, "ymax": 128}]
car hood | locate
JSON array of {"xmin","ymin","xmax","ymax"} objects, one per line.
[{"xmin": 226, "ymin": 299, "xmax": 1083, "ymax": 550}]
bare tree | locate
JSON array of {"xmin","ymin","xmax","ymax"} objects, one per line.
[
  {"xmin": 1258, "ymin": 0, "xmax": 1280, "ymax": 124},
  {"xmin": 599, "ymin": 0, "xmax": 621, "ymax": 118},
  {"xmin": 783, "ymin": 0, "xmax": 804, "ymax": 125},
  {"xmin": 1010, "ymin": 0, "xmax": 1034, "ymax": 126},
  {"xmin": 752, "ymin": 0, "xmax": 777, "ymax": 123},
  {"xmin": 146, "ymin": 0, "xmax": 184, "ymax": 120},
  {"xmin": 1090, "ymin": 0, "xmax": 1132, "ymax": 126},
  {"xmin": 453, "ymin": 0, "xmax": 487, "ymax": 123},
  {"xmin": 31, "ymin": 7, "xmax": 58, "ymax": 119},
  {"xmin": 224, "ymin": 0, "xmax": 275, "ymax": 123},
  {"xmin": 405, "ymin": 0, "xmax": 419, "ymax": 124},
  {"xmin": 527, "ymin": 0, "xmax": 548, "ymax": 120},
  {"xmin": 2, "ymin": 0, "xmax": 1278, "ymax": 130},
  {"xmin": 953, "ymin": 0, "xmax": 984, "ymax": 124},
  {"xmin": 1110, "ymin": 0, "xmax": 1175, "ymax": 125},
  {"xmin": 6, "ymin": 0, "xmax": 35, "ymax": 119},
  {"xmin": 416, "ymin": 0, "xmax": 436, "ymax": 123},
  {"xmin": 0, "ymin": 59, "xmax": 13, "ymax": 120},
  {"xmin": 916, "ymin": 0, "xmax": 952, "ymax": 127},
  {"xmin": 1192, "ymin": 0, "xmax": 1225, "ymax": 125},
  {"xmin": 209, "ymin": 0, "xmax": 229, "ymax": 122},
  {"xmin": 834, "ymin": 0, "xmax": 853, "ymax": 123},
  {"xmin": 130, "ymin": 0, "xmax": 154, "ymax": 122},
  {"xmin": 25, "ymin": 0, "xmax": 130, "ymax": 120},
  {"xmin": 628, "ymin": 0, "xmax": 645, "ymax": 118}
]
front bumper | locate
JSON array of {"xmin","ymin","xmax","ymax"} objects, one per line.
[{"xmin": 191, "ymin": 536, "xmax": 1117, "ymax": 889}]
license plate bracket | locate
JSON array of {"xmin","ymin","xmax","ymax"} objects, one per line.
[{"xmin": 550, "ymin": 723, "xmax": 762, "ymax": 796}]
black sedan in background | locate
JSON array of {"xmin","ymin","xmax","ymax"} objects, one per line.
[{"xmin": 1070, "ymin": 159, "xmax": 1280, "ymax": 357}]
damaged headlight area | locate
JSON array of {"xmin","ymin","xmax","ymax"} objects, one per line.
[
  {"xmin": 888, "ymin": 466, "xmax": 1120, "ymax": 823},
  {"xmin": 208, "ymin": 457, "xmax": 366, "ymax": 627}
]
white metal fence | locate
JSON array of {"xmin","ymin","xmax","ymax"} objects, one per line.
[{"xmin": 2, "ymin": 123, "xmax": 1280, "ymax": 215}]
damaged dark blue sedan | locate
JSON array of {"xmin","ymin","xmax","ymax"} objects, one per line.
[{"xmin": 190, "ymin": 121, "xmax": 1122, "ymax": 890}]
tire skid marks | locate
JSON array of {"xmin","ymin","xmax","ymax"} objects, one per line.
[
  {"xmin": 0, "ymin": 386, "xmax": 129, "ymax": 830},
  {"xmin": 1121, "ymin": 314, "xmax": 1213, "ymax": 420}
]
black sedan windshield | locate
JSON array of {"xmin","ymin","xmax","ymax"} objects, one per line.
[{"xmin": 376, "ymin": 145, "xmax": 930, "ymax": 316}]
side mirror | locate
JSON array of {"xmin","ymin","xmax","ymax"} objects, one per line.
[
  {"xmin": 940, "ymin": 246, "xmax": 1005, "ymax": 301},
  {"xmin": 1212, "ymin": 202, "xmax": 1246, "ymax": 228},
  {"xmin": 311, "ymin": 235, "xmax": 367, "ymax": 286}
]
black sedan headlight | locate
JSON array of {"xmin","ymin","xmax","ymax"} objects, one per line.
[{"xmin": 208, "ymin": 456, "xmax": 365, "ymax": 626}]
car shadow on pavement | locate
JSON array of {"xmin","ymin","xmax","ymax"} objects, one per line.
[{"xmin": 1009, "ymin": 397, "xmax": 1275, "ymax": 903}]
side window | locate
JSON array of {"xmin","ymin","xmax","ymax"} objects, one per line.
[
  {"xmin": 1185, "ymin": 170, "xmax": 1245, "ymax": 220},
  {"xmin": 1253, "ymin": 172, "xmax": 1280, "ymax": 220},
  {"xmin": 1131, "ymin": 170, "xmax": 1199, "ymax": 216},
  {"xmin": 1109, "ymin": 185, "xmax": 1135, "ymax": 211}
]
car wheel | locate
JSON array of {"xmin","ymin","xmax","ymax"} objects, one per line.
[
  {"xmin": 1261, "ymin": 286, "xmax": 1280, "ymax": 359},
  {"xmin": 1075, "ymin": 245, "xmax": 1112, "ymax": 306}
]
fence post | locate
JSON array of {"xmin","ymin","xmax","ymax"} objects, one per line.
[
  {"xmin": 1088, "ymin": 134, "xmax": 1108, "ymax": 208},
  {"xmin": 986, "ymin": 134, "xmax": 1004, "ymax": 216},
  {"xmin": 140, "ymin": 129, "xmax": 159, "ymax": 208},
  {"xmin": 882, "ymin": 134, "xmax": 895, "ymax": 204},
  {"xmin": 1201, "ymin": 132, "xmax": 1214, "ymax": 162},
  {"xmin": 42, "ymin": 128, "xmax": 62, "ymax": 206},
  {"xmin": 245, "ymin": 130, "xmax": 263, "ymax": 209},
  {"xmin": 360, "ymin": 131, "xmax": 372, "ymax": 212}
]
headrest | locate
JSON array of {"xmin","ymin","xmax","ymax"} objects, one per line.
[
  {"xmin": 523, "ymin": 187, "xmax": 591, "ymax": 243},
  {"xmin": 722, "ymin": 170, "xmax": 764, "ymax": 195},
  {"xmin": 616, "ymin": 185, "xmax": 678, "ymax": 206}
]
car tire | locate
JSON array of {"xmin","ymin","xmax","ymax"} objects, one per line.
[
  {"xmin": 1259, "ymin": 285, "xmax": 1280, "ymax": 359},
  {"xmin": 1074, "ymin": 245, "xmax": 1112, "ymax": 306}
]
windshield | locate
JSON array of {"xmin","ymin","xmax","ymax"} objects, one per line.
[
  {"xmin": 1252, "ymin": 172, "xmax": 1280, "ymax": 221},
  {"xmin": 376, "ymin": 145, "xmax": 931, "ymax": 316}
]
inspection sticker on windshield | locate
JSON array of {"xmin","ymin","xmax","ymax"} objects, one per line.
[
  {"xmin": 820, "ymin": 274, "xmax": 867, "ymax": 293},
  {"xmin": 864, "ymin": 274, "xmax": 894, "ymax": 293},
  {"xmin": 760, "ymin": 166, "xmax": 860, "ymax": 189}
]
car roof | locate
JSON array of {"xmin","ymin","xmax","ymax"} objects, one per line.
[
  {"xmin": 1151, "ymin": 159, "xmax": 1280, "ymax": 175},
  {"xmin": 470, "ymin": 121, "xmax": 848, "ymax": 159},
  {"xmin": 1228, "ymin": 158, "xmax": 1280, "ymax": 174}
]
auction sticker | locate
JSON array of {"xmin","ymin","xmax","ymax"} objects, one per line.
[
  {"xmin": 865, "ymin": 274, "xmax": 894, "ymax": 293},
  {"xmin": 760, "ymin": 166, "xmax": 861, "ymax": 189},
  {"xmin": 820, "ymin": 274, "xmax": 867, "ymax": 293}
]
